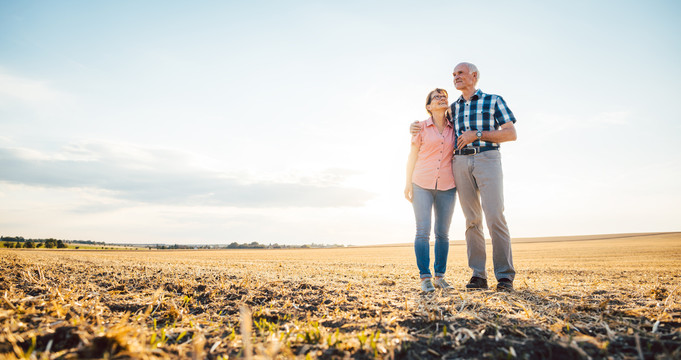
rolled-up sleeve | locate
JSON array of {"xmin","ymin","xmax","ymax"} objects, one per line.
[
  {"xmin": 411, "ymin": 130, "xmax": 422, "ymax": 146},
  {"xmin": 494, "ymin": 96, "xmax": 516, "ymax": 126}
]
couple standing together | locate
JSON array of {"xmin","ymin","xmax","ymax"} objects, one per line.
[{"xmin": 405, "ymin": 62, "xmax": 517, "ymax": 293}]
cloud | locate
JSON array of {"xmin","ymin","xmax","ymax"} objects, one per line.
[
  {"xmin": 592, "ymin": 111, "xmax": 630, "ymax": 125},
  {"xmin": 0, "ymin": 142, "xmax": 374, "ymax": 208},
  {"xmin": 0, "ymin": 69, "xmax": 72, "ymax": 105}
]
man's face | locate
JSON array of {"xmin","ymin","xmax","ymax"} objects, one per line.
[{"xmin": 453, "ymin": 64, "xmax": 477, "ymax": 91}]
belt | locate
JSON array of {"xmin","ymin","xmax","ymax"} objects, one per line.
[{"xmin": 454, "ymin": 146, "xmax": 497, "ymax": 155}]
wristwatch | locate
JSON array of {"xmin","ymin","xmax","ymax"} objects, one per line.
[{"xmin": 476, "ymin": 130, "xmax": 483, "ymax": 141}]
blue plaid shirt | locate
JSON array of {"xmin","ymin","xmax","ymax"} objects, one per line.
[{"xmin": 450, "ymin": 89, "xmax": 516, "ymax": 149}]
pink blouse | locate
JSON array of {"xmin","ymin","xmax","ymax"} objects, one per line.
[{"xmin": 411, "ymin": 117, "xmax": 456, "ymax": 191}]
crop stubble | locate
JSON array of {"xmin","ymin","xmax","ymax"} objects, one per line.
[{"xmin": 1, "ymin": 233, "xmax": 680, "ymax": 359}]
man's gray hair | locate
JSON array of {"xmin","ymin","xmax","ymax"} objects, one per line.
[{"xmin": 460, "ymin": 62, "xmax": 479, "ymax": 82}]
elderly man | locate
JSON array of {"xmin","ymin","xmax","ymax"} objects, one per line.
[{"xmin": 411, "ymin": 62, "xmax": 517, "ymax": 291}]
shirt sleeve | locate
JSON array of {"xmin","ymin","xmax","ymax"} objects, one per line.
[
  {"xmin": 411, "ymin": 121, "xmax": 425, "ymax": 146},
  {"xmin": 411, "ymin": 130, "xmax": 422, "ymax": 146},
  {"xmin": 494, "ymin": 96, "xmax": 516, "ymax": 126}
]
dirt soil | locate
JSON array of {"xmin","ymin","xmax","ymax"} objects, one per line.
[{"xmin": 1, "ymin": 233, "xmax": 680, "ymax": 359}]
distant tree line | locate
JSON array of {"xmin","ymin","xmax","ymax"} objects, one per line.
[
  {"xmin": 0, "ymin": 236, "xmax": 109, "ymax": 249},
  {"xmin": 1, "ymin": 236, "xmax": 103, "ymax": 245},
  {"xmin": 1, "ymin": 236, "xmax": 345, "ymax": 250},
  {"xmin": 226, "ymin": 241, "xmax": 267, "ymax": 249},
  {"xmin": 1, "ymin": 238, "xmax": 67, "ymax": 249},
  {"xmin": 223, "ymin": 242, "xmax": 346, "ymax": 249},
  {"xmin": 150, "ymin": 242, "xmax": 346, "ymax": 250}
]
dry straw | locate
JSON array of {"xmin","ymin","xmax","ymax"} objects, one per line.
[{"xmin": 0, "ymin": 233, "xmax": 679, "ymax": 358}]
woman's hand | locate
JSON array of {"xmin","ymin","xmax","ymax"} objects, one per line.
[{"xmin": 404, "ymin": 183, "xmax": 413, "ymax": 202}]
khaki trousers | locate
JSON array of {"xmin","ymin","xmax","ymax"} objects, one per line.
[{"xmin": 452, "ymin": 150, "xmax": 515, "ymax": 281}]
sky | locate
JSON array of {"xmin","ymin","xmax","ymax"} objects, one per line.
[{"xmin": 1, "ymin": 1, "xmax": 680, "ymax": 245}]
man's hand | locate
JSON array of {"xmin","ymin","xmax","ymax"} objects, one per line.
[
  {"xmin": 456, "ymin": 130, "xmax": 477, "ymax": 150},
  {"xmin": 404, "ymin": 183, "xmax": 413, "ymax": 202},
  {"xmin": 409, "ymin": 121, "xmax": 421, "ymax": 136}
]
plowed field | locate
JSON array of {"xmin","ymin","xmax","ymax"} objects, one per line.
[{"xmin": 1, "ymin": 233, "xmax": 680, "ymax": 359}]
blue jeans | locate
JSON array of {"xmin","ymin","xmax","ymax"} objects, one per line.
[{"xmin": 412, "ymin": 184, "xmax": 456, "ymax": 279}]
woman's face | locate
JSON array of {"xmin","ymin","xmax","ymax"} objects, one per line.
[{"xmin": 427, "ymin": 92, "xmax": 449, "ymax": 112}]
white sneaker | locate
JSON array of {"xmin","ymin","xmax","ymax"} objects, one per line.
[
  {"xmin": 421, "ymin": 279, "xmax": 435, "ymax": 292},
  {"xmin": 433, "ymin": 277, "xmax": 453, "ymax": 290}
]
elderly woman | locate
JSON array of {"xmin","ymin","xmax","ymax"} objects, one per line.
[{"xmin": 404, "ymin": 88, "xmax": 457, "ymax": 293}]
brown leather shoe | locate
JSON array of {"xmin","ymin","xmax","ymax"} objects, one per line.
[
  {"xmin": 496, "ymin": 278, "xmax": 514, "ymax": 292},
  {"xmin": 465, "ymin": 276, "xmax": 488, "ymax": 290}
]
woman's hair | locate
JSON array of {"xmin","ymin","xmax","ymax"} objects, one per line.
[{"xmin": 425, "ymin": 88, "xmax": 449, "ymax": 117}]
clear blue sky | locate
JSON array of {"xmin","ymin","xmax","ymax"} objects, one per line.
[{"xmin": 1, "ymin": 1, "xmax": 680, "ymax": 244}]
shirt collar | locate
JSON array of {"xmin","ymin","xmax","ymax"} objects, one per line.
[
  {"xmin": 425, "ymin": 116, "xmax": 452, "ymax": 128},
  {"xmin": 456, "ymin": 89, "xmax": 483, "ymax": 103}
]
